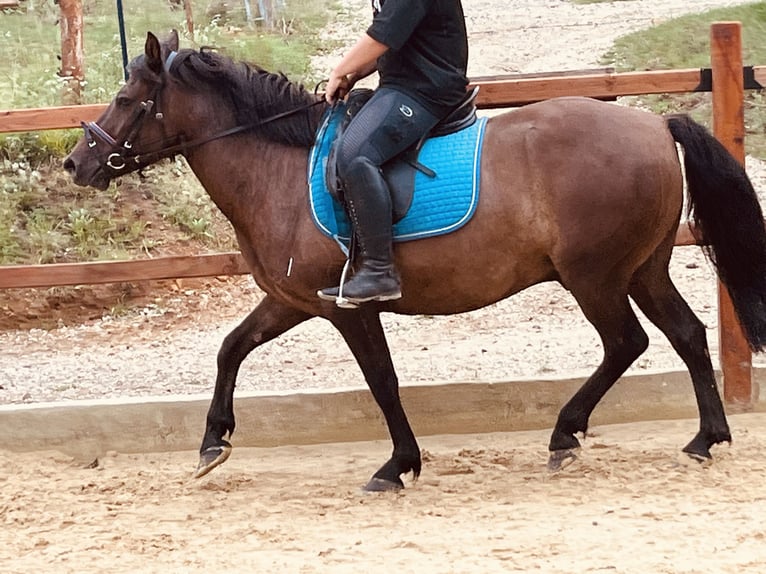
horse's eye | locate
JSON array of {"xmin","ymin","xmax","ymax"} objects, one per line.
[{"xmin": 116, "ymin": 96, "xmax": 132, "ymax": 108}]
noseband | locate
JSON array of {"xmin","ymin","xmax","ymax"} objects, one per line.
[{"xmin": 81, "ymin": 53, "xmax": 325, "ymax": 178}]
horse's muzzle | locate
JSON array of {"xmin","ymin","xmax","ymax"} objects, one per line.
[{"xmin": 63, "ymin": 154, "xmax": 111, "ymax": 191}]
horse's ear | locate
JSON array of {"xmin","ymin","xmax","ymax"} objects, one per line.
[{"xmin": 145, "ymin": 32, "xmax": 163, "ymax": 75}]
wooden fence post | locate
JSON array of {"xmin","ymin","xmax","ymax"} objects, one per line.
[
  {"xmin": 257, "ymin": 0, "xmax": 276, "ymax": 27},
  {"xmin": 183, "ymin": 0, "xmax": 195, "ymax": 41},
  {"xmin": 711, "ymin": 22, "xmax": 754, "ymax": 407},
  {"xmin": 59, "ymin": 0, "xmax": 84, "ymax": 105}
]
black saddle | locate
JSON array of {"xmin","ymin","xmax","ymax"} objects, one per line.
[{"xmin": 326, "ymin": 87, "xmax": 479, "ymax": 223}]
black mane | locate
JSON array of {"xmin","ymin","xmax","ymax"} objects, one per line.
[{"xmin": 163, "ymin": 48, "xmax": 326, "ymax": 147}]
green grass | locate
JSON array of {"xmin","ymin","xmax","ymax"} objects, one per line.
[
  {"xmin": 604, "ymin": 3, "xmax": 766, "ymax": 70},
  {"xmin": 0, "ymin": 0, "xmax": 337, "ymax": 265},
  {"xmin": 570, "ymin": 0, "xmax": 631, "ymax": 4},
  {"xmin": 0, "ymin": 0, "xmax": 336, "ymax": 109},
  {"xmin": 600, "ymin": 2, "xmax": 766, "ymax": 156}
]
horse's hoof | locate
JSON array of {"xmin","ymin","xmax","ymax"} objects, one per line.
[
  {"xmin": 547, "ymin": 448, "xmax": 579, "ymax": 472},
  {"xmin": 363, "ymin": 477, "xmax": 404, "ymax": 492},
  {"xmin": 682, "ymin": 450, "xmax": 713, "ymax": 467},
  {"xmin": 193, "ymin": 444, "xmax": 232, "ymax": 479}
]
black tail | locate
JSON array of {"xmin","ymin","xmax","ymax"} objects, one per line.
[{"xmin": 666, "ymin": 114, "xmax": 766, "ymax": 351}]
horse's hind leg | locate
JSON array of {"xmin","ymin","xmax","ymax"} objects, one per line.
[
  {"xmin": 548, "ymin": 281, "xmax": 649, "ymax": 470},
  {"xmin": 629, "ymin": 251, "xmax": 731, "ymax": 460},
  {"xmin": 195, "ymin": 296, "xmax": 311, "ymax": 478},
  {"xmin": 330, "ymin": 307, "xmax": 421, "ymax": 491}
]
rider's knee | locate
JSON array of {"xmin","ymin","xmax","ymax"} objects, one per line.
[{"xmin": 338, "ymin": 154, "xmax": 378, "ymax": 183}]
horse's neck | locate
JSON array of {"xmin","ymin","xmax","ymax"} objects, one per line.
[
  {"xmin": 185, "ymin": 137, "xmax": 307, "ymax": 227},
  {"xmin": 183, "ymin": 137, "xmax": 310, "ymax": 282}
]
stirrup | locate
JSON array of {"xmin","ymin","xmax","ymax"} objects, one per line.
[{"xmin": 317, "ymin": 259, "xmax": 359, "ymax": 309}]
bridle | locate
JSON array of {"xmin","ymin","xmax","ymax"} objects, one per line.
[
  {"xmin": 81, "ymin": 52, "xmax": 326, "ymax": 178},
  {"xmin": 81, "ymin": 94, "xmax": 169, "ymax": 177}
]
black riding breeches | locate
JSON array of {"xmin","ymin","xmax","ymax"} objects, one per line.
[{"xmin": 334, "ymin": 87, "xmax": 441, "ymax": 181}]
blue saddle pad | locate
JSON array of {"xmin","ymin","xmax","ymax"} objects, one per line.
[{"xmin": 307, "ymin": 105, "xmax": 488, "ymax": 243}]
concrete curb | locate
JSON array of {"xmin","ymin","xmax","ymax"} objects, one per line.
[{"xmin": 1, "ymin": 369, "xmax": 763, "ymax": 459}]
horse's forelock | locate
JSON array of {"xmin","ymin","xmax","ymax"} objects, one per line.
[{"xmin": 127, "ymin": 54, "xmax": 148, "ymax": 79}]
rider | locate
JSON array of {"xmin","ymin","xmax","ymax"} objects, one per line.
[{"xmin": 317, "ymin": 0, "xmax": 470, "ymax": 306}]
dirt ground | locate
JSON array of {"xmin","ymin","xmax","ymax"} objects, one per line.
[{"xmin": 3, "ymin": 413, "xmax": 766, "ymax": 573}]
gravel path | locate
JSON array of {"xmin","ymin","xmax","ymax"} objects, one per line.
[
  {"xmin": 2, "ymin": 0, "xmax": 762, "ymax": 405},
  {"xmin": 313, "ymin": 0, "xmax": 748, "ymax": 76}
]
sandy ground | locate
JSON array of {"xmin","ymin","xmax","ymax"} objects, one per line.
[{"xmin": 3, "ymin": 413, "xmax": 766, "ymax": 573}]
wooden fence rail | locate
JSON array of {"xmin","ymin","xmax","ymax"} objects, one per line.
[
  {"xmin": 0, "ymin": 253, "xmax": 250, "ymax": 289},
  {"xmin": 0, "ymin": 22, "xmax": 758, "ymax": 404},
  {"xmin": 0, "ymin": 65, "xmax": 718, "ymax": 290},
  {"xmin": 2, "ymin": 66, "xmax": 765, "ymax": 133},
  {"xmin": 0, "ymin": 65, "xmax": 747, "ymax": 290},
  {"xmin": 0, "ymin": 223, "xmax": 703, "ymax": 290}
]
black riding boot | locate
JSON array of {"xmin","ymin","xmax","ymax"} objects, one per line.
[{"xmin": 318, "ymin": 158, "xmax": 402, "ymax": 305}]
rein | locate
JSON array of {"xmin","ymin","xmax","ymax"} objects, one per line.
[
  {"xmin": 142, "ymin": 100, "xmax": 325, "ymax": 159},
  {"xmin": 82, "ymin": 66, "xmax": 326, "ymax": 176}
]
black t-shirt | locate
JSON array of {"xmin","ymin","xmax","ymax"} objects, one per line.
[{"xmin": 366, "ymin": 0, "xmax": 469, "ymax": 116}]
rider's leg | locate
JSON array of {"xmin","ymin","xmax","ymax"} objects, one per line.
[
  {"xmin": 325, "ymin": 155, "xmax": 401, "ymax": 303},
  {"xmin": 318, "ymin": 87, "xmax": 439, "ymax": 304}
]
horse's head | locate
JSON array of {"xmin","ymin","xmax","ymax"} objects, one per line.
[
  {"xmin": 64, "ymin": 31, "xmax": 186, "ymax": 190},
  {"xmin": 66, "ymin": 30, "xmax": 326, "ymax": 190}
]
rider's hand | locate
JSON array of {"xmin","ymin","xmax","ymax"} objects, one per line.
[{"xmin": 325, "ymin": 72, "xmax": 352, "ymax": 104}]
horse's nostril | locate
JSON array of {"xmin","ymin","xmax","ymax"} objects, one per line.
[{"xmin": 63, "ymin": 157, "xmax": 75, "ymax": 173}]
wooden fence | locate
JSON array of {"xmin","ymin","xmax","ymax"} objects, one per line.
[{"xmin": 0, "ymin": 22, "xmax": 760, "ymax": 405}]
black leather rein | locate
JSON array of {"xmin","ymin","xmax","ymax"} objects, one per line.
[{"xmin": 82, "ymin": 85, "xmax": 326, "ymax": 177}]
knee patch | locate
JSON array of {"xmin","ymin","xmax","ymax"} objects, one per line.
[{"xmin": 339, "ymin": 155, "xmax": 380, "ymax": 186}]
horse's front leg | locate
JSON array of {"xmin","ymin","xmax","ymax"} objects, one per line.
[
  {"xmin": 194, "ymin": 296, "xmax": 310, "ymax": 478},
  {"xmin": 331, "ymin": 308, "xmax": 421, "ymax": 491}
]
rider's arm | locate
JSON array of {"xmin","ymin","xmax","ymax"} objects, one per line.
[{"xmin": 326, "ymin": 34, "xmax": 388, "ymax": 103}]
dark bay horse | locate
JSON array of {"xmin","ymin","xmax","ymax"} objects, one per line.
[{"xmin": 65, "ymin": 31, "xmax": 766, "ymax": 491}]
